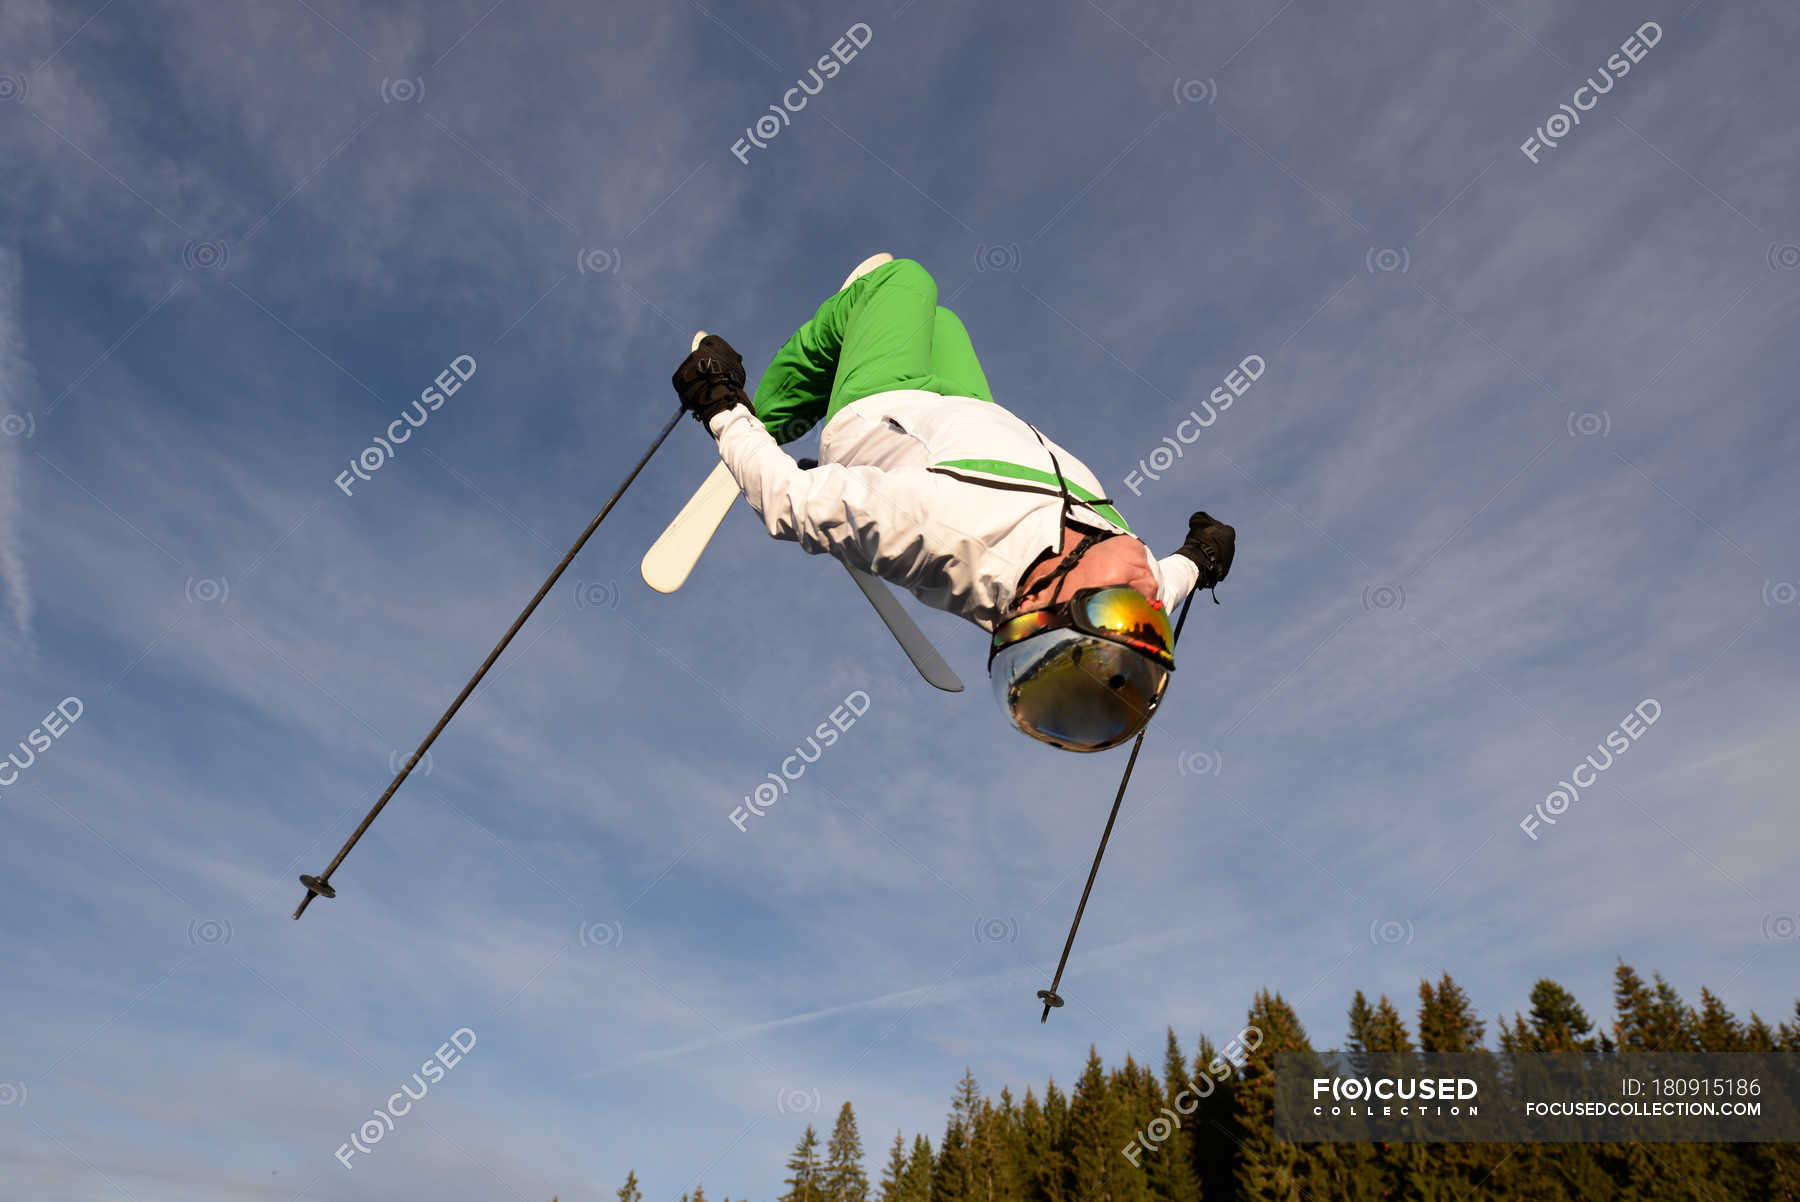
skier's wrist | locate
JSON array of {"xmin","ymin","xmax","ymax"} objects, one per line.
[{"xmin": 705, "ymin": 404, "xmax": 753, "ymax": 439}]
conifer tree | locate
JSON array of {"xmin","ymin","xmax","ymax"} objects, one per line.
[
  {"xmin": 952, "ymin": 1069, "xmax": 982, "ymax": 1137},
  {"xmin": 1644, "ymin": 973, "xmax": 1700, "ymax": 1051},
  {"xmin": 1498, "ymin": 983, "xmax": 1620, "ymax": 1199},
  {"xmin": 824, "ymin": 1103, "xmax": 869, "ymax": 1202},
  {"xmin": 1496, "ymin": 1011, "xmax": 1528, "ymax": 1054},
  {"xmin": 988, "ymin": 1088, "xmax": 1029, "ymax": 1202},
  {"xmin": 1040, "ymin": 1080, "xmax": 1070, "ymax": 1202},
  {"xmin": 784, "ymin": 1126, "xmax": 824, "ymax": 1202},
  {"xmin": 930, "ymin": 1070, "xmax": 984, "ymax": 1202},
  {"xmin": 1695, "ymin": 986, "xmax": 1744, "ymax": 1051},
  {"xmin": 1187, "ymin": 1036, "xmax": 1237, "ymax": 1202},
  {"xmin": 1744, "ymin": 1011, "xmax": 1778, "ymax": 1052},
  {"xmin": 1232, "ymin": 990, "xmax": 1318, "ymax": 1201},
  {"xmin": 1345, "ymin": 990, "xmax": 1378, "ymax": 1070},
  {"xmin": 1151, "ymin": 1029, "xmax": 1203, "ymax": 1202},
  {"xmin": 879, "ymin": 1133, "xmax": 909, "ymax": 1202},
  {"xmin": 1612, "ymin": 961, "xmax": 1655, "ymax": 1049},
  {"xmin": 1066, "ymin": 1047, "xmax": 1148, "ymax": 1202},
  {"xmin": 1341, "ymin": 993, "xmax": 1412, "ymax": 1198},
  {"xmin": 1413, "ymin": 975, "xmax": 1505, "ymax": 1198},
  {"xmin": 1065, "ymin": 1048, "xmax": 1113, "ymax": 1202},
  {"xmin": 933, "ymin": 1119, "xmax": 968, "ymax": 1202},
  {"xmin": 1370, "ymin": 994, "xmax": 1414, "ymax": 1055},
  {"xmin": 1745, "ymin": 1000, "xmax": 1800, "ymax": 1198},
  {"xmin": 1417, "ymin": 973, "xmax": 1485, "ymax": 1052},
  {"xmin": 1604, "ymin": 964, "xmax": 1692, "ymax": 1196},
  {"xmin": 1523, "ymin": 978, "xmax": 1598, "ymax": 1051},
  {"xmin": 1020, "ymin": 1086, "xmax": 1066, "ymax": 1202},
  {"xmin": 903, "ymin": 1134, "xmax": 935, "ymax": 1202}
]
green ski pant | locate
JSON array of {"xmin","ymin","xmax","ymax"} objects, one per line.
[{"xmin": 750, "ymin": 259, "xmax": 995, "ymax": 443}]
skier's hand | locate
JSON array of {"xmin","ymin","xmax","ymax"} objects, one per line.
[
  {"xmin": 672, "ymin": 334, "xmax": 750, "ymax": 430},
  {"xmin": 1176, "ymin": 511, "xmax": 1235, "ymax": 589}
]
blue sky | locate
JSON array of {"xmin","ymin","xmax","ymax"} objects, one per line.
[{"xmin": 1, "ymin": 0, "xmax": 1797, "ymax": 1197}]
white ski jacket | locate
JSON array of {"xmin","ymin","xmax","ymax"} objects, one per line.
[{"xmin": 709, "ymin": 389, "xmax": 1201, "ymax": 631}]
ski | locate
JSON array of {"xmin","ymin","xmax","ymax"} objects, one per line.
[
  {"xmin": 641, "ymin": 459, "xmax": 738, "ymax": 594},
  {"xmin": 642, "ymin": 330, "xmax": 739, "ymax": 594},
  {"xmin": 843, "ymin": 564, "xmax": 964, "ymax": 693}
]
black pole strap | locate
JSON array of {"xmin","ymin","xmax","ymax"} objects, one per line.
[
  {"xmin": 292, "ymin": 406, "xmax": 687, "ymax": 920},
  {"xmin": 1037, "ymin": 588, "xmax": 1199, "ymax": 1021}
]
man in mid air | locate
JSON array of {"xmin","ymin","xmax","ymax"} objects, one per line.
[{"xmin": 671, "ymin": 255, "xmax": 1235, "ymax": 753}]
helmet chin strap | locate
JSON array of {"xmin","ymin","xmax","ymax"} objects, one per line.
[{"xmin": 1017, "ymin": 527, "xmax": 1107, "ymax": 610}]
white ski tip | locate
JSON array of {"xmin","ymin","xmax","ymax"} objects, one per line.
[
  {"xmin": 641, "ymin": 460, "xmax": 741, "ymax": 593},
  {"xmin": 840, "ymin": 253, "xmax": 893, "ymax": 291}
]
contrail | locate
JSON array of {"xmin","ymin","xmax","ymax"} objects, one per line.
[
  {"xmin": 577, "ymin": 920, "xmax": 1216, "ymax": 1077},
  {"xmin": 577, "ymin": 962, "xmax": 1042, "ymax": 1077}
]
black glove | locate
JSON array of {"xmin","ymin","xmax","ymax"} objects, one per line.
[
  {"xmin": 1176, "ymin": 511, "xmax": 1235, "ymax": 590},
  {"xmin": 671, "ymin": 335, "xmax": 749, "ymax": 430}
]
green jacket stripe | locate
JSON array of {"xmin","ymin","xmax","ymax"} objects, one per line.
[{"xmin": 931, "ymin": 458, "xmax": 1133, "ymax": 533}]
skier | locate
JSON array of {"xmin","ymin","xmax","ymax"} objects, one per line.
[{"xmin": 671, "ymin": 256, "xmax": 1235, "ymax": 752}]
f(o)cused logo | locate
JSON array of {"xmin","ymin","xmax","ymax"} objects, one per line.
[
  {"xmin": 0, "ymin": 412, "xmax": 35, "ymax": 439},
  {"xmin": 388, "ymin": 748, "xmax": 434, "ymax": 777},
  {"xmin": 975, "ymin": 244, "xmax": 1020, "ymax": 272},
  {"xmin": 186, "ymin": 577, "xmax": 230, "ymax": 604},
  {"xmin": 1177, "ymin": 749, "xmax": 1223, "ymax": 777},
  {"xmin": 577, "ymin": 248, "xmax": 622, "ymax": 275},
  {"xmin": 1763, "ymin": 913, "xmax": 1799, "ymax": 941},
  {"xmin": 1567, "ymin": 411, "xmax": 1610, "ymax": 437},
  {"xmin": 1365, "ymin": 247, "xmax": 1410, "ymax": 274},
  {"xmin": 975, "ymin": 916, "xmax": 1019, "ymax": 944},
  {"xmin": 380, "ymin": 77, "xmax": 424, "ymax": 104},
  {"xmin": 579, "ymin": 920, "xmax": 623, "ymax": 949},
  {"xmin": 0, "ymin": 75, "xmax": 26, "ymax": 103},
  {"xmin": 1768, "ymin": 244, "xmax": 1800, "ymax": 272},
  {"xmin": 1362, "ymin": 583, "xmax": 1404, "ymax": 612},
  {"xmin": 776, "ymin": 1086, "xmax": 821, "ymax": 1115},
  {"xmin": 1763, "ymin": 581, "xmax": 1799, "ymax": 608},
  {"xmin": 1369, "ymin": 918, "xmax": 1414, "ymax": 946},
  {"xmin": 189, "ymin": 918, "xmax": 232, "ymax": 946},
  {"xmin": 1172, "ymin": 77, "xmax": 1216, "ymax": 105},
  {"xmin": 574, "ymin": 579, "xmax": 620, "ymax": 610},
  {"xmin": 182, "ymin": 239, "xmax": 228, "ymax": 270},
  {"xmin": 0, "ymin": 1082, "xmax": 24, "ymax": 1107}
]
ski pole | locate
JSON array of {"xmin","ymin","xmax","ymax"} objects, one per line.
[
  {"xmin": 1037, "ymin": 589, "xmax": 1199, "ymax": 1021},
  {"xmin": 292, "ymin": 406, "xmax": 687, "ymax": 920}
]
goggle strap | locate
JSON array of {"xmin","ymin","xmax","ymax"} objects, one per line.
[{"xmin": 992, "ymin": 589, "xmax": 1174, "ymax": 669}]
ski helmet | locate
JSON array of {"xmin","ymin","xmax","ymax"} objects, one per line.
[{"xmin": 988, "ymin": 586, "xmax": 1174, "ymax": 752}]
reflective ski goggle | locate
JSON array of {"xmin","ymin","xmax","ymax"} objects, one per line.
[
  {"xmin": 989, "ymin": 587, "xmax": 1175, "ymax": 671},
  {"xmin": 987, "ymin": 588, "xmax": 1175, "ymax": 753}
]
